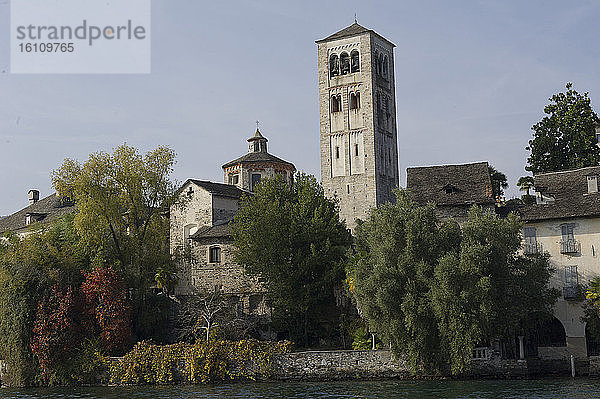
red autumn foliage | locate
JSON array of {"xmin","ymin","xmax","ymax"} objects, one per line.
[
  {"xmin": 30, "ymin": 284, "xmax": 84, "ymax": 383},
  {"xmin": 81, "ymin": 266, "xmax": 131, "ymax": 354}
]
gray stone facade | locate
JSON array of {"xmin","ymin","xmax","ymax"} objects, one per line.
[
  {"xmin": 317, "ymin": 23, "xmax": 399, "ymax": 231},
  {"xmin": 170, "ymin": 132, "xmax": 296, "ymax": 315}
]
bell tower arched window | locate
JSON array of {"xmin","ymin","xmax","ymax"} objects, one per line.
[
  {"xmin": 350, "ymin": 50, "xmax": 360, "ymax": 73},
  {"xmin": 329, "ymin": 54, "xmax": 339, "ymax": 77},
  {"xmin": 331, "ymin": 95, "xmax": 342, "ymax": 113},
  {"xmin": 350, "ymin": 92, "xmax": 360, "ymax": 110},
  {"xmin": 340, "ymin": 52, "xmax": 350, "ymax": 75}
]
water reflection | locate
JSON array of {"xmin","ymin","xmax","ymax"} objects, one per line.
[{"xmin": 0, "ymin": 379, "xmax": 598, "ymax": 399}]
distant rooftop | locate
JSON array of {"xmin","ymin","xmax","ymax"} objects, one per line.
[
  {"xmin": 406, "ymin": 162, "xmax": 494, "ymax": 207},
  {"xmin": 186, "ymin": 179, "xmax": 247, "ymax": 199},
  {"xmin": 0, "ymin": 193, "xmax": 76, "ymax": 234},
  {"xmin": 520, "ymin": 166, "xmax": 600, "ymax": 221}
]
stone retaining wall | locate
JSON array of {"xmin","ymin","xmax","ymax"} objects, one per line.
[{"xmin": 272, "ymin": 350, "xmax": 410, "ymax": 380}]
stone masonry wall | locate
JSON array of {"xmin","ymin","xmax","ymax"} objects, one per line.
[{"xmin": 272, "ymin": 350, "xmax": 409, "ymax": 380}]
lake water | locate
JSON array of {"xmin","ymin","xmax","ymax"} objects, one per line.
[{"xmin": 0, "ymin": 379, "xmax": 598, "ymax": 399}]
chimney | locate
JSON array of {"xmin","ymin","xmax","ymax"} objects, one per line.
[{"xmin": 28, "ymin": 189, "xmax": 39, "ymax": 205}]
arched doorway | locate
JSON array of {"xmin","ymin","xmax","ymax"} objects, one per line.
[{"xmin": 524, "ymin": 315, "xmax": 566, "ymax": 357}]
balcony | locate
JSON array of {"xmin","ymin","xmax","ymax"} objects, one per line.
[
  {"xmin": 523, "ymin": 242, "xmax": 542, "ymax": 255},
  {"xmin": 560, "ymin": 239, "xmax": 579, "ymax": 254}
]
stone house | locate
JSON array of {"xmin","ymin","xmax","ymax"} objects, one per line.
[
  {"xmin": 406, "ymin": 161, "xmax": 495, "ymax": 222},
  {"xmin": 0, "ymin": 190, "xmax": 75, "ymax": 236},
  {"xmin": 170, "ymin": 129, "xmax": 295, "ymax": 315},
  {"xmin": 520, "ymin": 166, "xmax": 600, "ymax": 358}
]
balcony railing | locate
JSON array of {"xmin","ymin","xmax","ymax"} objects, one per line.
[
  {"xmin": 471, "ymin": 347, "xmax": 491, "ymax": 360},
  {"xmin": 560, "ymin": 239, "xmax": 579, "ymax": 254},
  {"xmin": 563, "ymin": 286, "xmax": 578, "ymax": 300},
  {"xmin": 523, "ymin": 242, "xmax": 542, "ymax": 255}
]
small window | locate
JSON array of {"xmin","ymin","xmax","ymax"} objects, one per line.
[
  {"xmin": 350, "ymin": 92, "xmax": 360, "ymax": 110},
  {"xmin": 347, "ymin": 184, "xmax": 350, "ymax": 194},
  {"xmin": 335, "ymin": 146, "xmax": 340, "ymax": 159},
  {"xmin": 251, "ymin": 173, "xmax": 261, "ymax": 191},
  {"xmin": 228, "ymin": 173, "xmax": 239, "ymax": 185},
  {"xmin": 209, "ymin": 246, "xmax": 221, "ymax": 263},
  {"xmin": 254, "ymin": 142, "xmax": 259, "ymax": 152},
  {"xmin": 340, "ymin": 52, "xmax": 350, "ymax": 75},
  {"xmin": 355, "ymin": 144, "xmax": 359, "ymax": 157},
  {"xmin": 561, "ymin": 224, "xmax": 574, "ymax": 241},
  {"xmin": 350, "ymin": 50, "xmax": 360, "ymax": 73},
  {"xmin": 331, "ymin": 95, "xmax": 341, "ymax": 113},
  {"xmin": 25, "ymin": 215, "xmax": 31, "ymax": 226},
  {"xmin": 588, "ymin": 175, "xmax": 598, "ymax": 194}
]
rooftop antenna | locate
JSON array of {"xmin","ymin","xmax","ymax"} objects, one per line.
[
  {"xmin": 354, "ymin": 13, "xmax": 358, "ymax": 23},
  {"xmin": 256, "ymin": 120, "xmax": 260, "ymax": 130}
]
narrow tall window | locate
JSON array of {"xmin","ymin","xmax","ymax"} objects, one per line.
[
  {"xmin": 340, "ymin": 52, "xmax": 350, "ymax": 75},
  {"xmin": 251, "ymin": 173, "xmax": 261, "ymax": 191},
  {"xmin": 209, "ymin": 246, "xmax": 221, "ymax": 263},
  {"xmin": 350, "ymin": 50, "xmax": 360, "ymax": 73},
  {"xmin": 329, "ymin": 54, "xmax": 339, "ymax": 77},
  {"xmin": 254, "ymin": 142, "xmax": 259, "ymax": 152},
  {"xmin": 331, "ymin": 95, "xmax": 341, "ymax": 113},
  {"xmin": 355, "ymin": 144, "xmax": 359, "ymax": 157},
  {"xmin": 561, "ymin": 224, "xmax": 577, "ymax": 254},
  {"xmin": 335, "ymin": 146, "xmax": 340, "ymax": 159},
  {"xmin": 350, "ymin": 92, "xmax": 358, "ymax": 110},
  {"xmin": 383, "ymin": 55, "xmax": 389, "ymax": 78},
  {"xmin": 564, "ymin": 265, "xmax": 578, "ymax": 287},
  {"xmin": 523, "ymin": 227, "xmax": 538, "ymax": 254},
  {"xmin": 588, "ymin": 175, "xmax": 598, "ymax": 194}
]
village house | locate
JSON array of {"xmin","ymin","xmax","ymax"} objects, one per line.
[
  {"xmin": 406, "ymin": 161, "xmax": 496, "ymax": 222},
  {"xmin": 170, "ymin": 129, "xmax": 295, "ymax": 315},
  {"xmin": 520, "ymin": 166, "xmax": 600, "ymax": 359},
  {"xmin": 0, "ymin": 190, "xmax": 75, "ymax": 237}
]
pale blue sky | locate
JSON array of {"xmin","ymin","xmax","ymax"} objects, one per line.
[{"xmin": 1, "ymin": 1, "xmax": 600, "ymax": 215}]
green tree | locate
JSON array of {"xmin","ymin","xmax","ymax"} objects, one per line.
[
  {"xmin": 348, "ymin": 191, "xmax": 559, "ymax": 374},
  {"xmin": 489, "ymin": 165, "xmax": 508, "ymax": 199},
  {"xmin": 517, "ymin": 176, "xmax": 536, "ymax": 205},
  {"xmin": 432, "ymin": 208, "xmax": 559, "ymax": 374},
  {"xmin": 526, "ymin": 82, "xmax": 600, "ymax": 174},
  {"xmin": 347, "ymin": 191, "xmax": 457, "ymax": 372},
  {"xmin": 51, "ymin": 144, "xmax": 179, "ymax": 341},
  {"xmin": 231, "ymin": 174, "xmax": 352, "ymax": 347}
]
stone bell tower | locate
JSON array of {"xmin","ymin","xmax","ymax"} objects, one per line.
[{"xmin": 316, "ymin": 22, "xmax": 399, "ymax": 231}]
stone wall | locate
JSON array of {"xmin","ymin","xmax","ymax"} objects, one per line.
[
  {"xmin": 589, "ymin": 356, "xmax": 600, "ymax": 376},
  {"xmin": 272, "ymin": 350, "xmax": 410, "ymax": 380}
]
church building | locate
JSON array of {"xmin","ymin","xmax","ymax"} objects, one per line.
[{"xmin": 170, "ymin": 129, "xmax": 295, "ymax": 315}]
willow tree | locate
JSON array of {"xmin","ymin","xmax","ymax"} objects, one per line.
[
  {"xmin": 52, "ymin": 144, "xmax": 179, "ymax": 340},
  {"xmin": 348, "ymin": 190, "xmax": 559, "ymax": 374}
]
